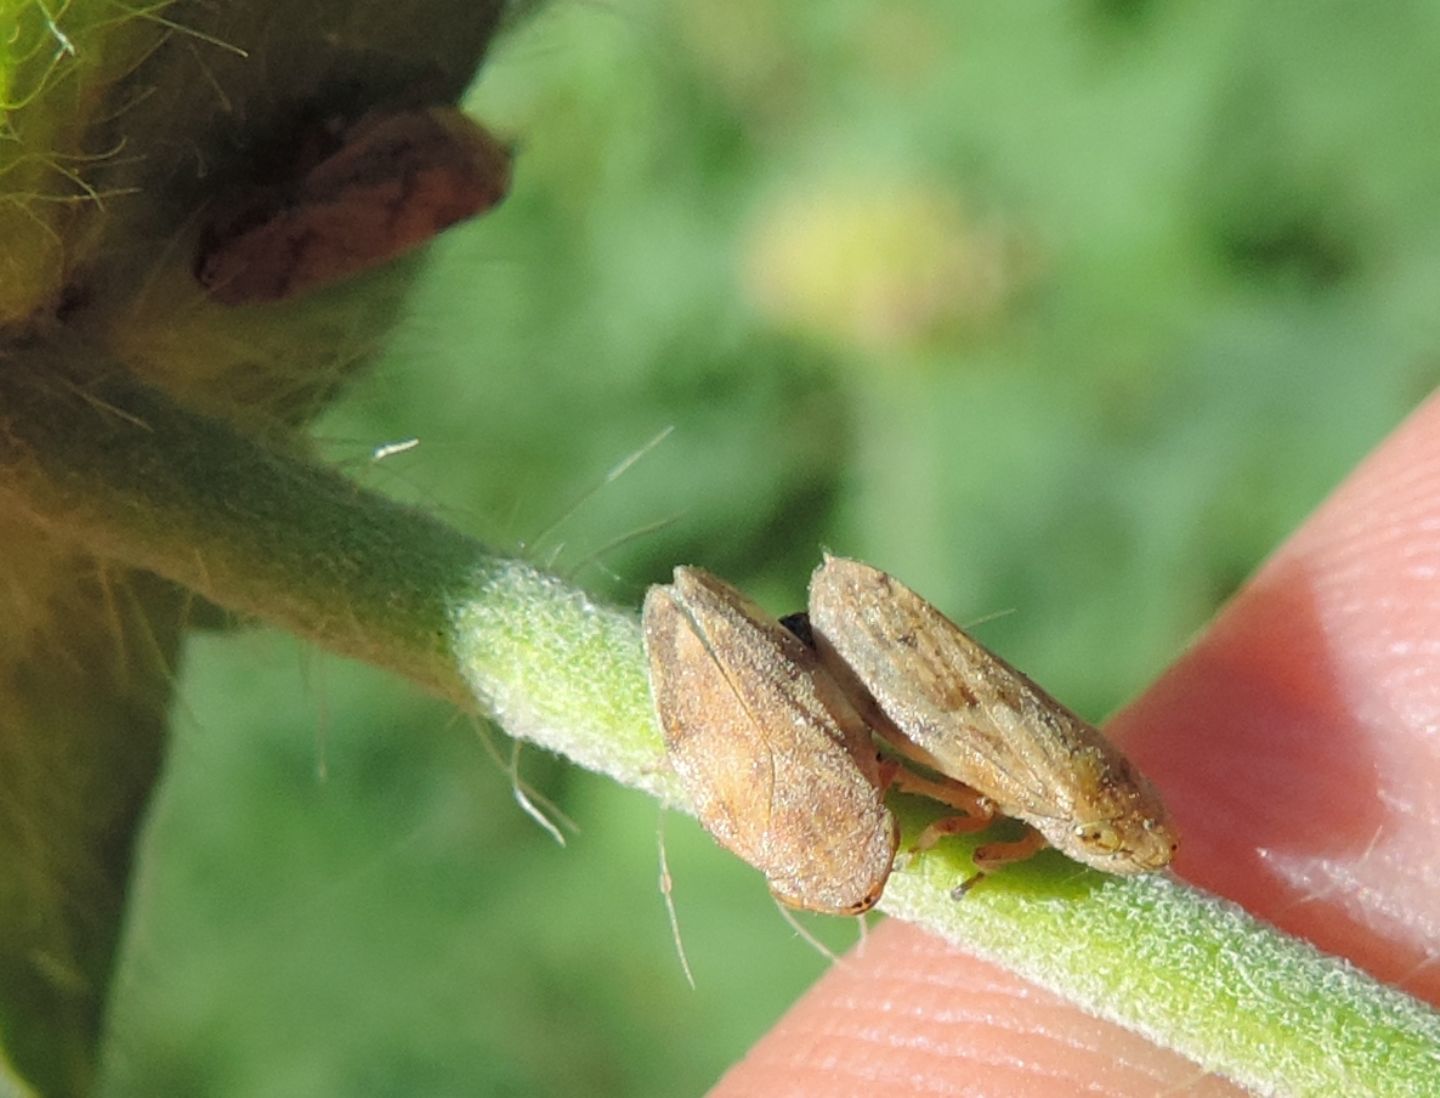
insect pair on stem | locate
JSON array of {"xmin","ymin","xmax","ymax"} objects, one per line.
[{"xmin": 643, "ymin": 556, "xmax": 1178, "ymax": 916}]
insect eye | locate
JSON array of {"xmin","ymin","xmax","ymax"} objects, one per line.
[{"xmin": 1075, "ymin": 822, "xmax": 1121, "ymax": 853}]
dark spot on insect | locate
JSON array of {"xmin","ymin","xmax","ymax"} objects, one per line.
[
  {"xmin": 778, "ymin": 611, "xmax": 815, "ymax": 648},
  {"xmin": 944, "ymin": 679, "xmax": 980, "ymax": 708},
  {"xmin": 991, "ymin": 677, "xmax": 1025, "ymax": 711},
  {"xmin": 894, "ymin": 631, "xmax": 918, "ymax": 648}
]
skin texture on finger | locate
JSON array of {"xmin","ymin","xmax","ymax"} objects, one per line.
[
  {"xmin": 1118, "ymin": 390, "xmax": 1440, "ymax": 1003},
  {"xmin": 714, "ymin": 392, "xmax": 1440, "ymax": 1095},
  {"xmin": 714, "ymin": 921, "xmax": 1247, "ymax": 1097}
]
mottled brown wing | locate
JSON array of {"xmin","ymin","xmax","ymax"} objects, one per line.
[
  {"xmin": 643, "ymin": 569, "xmax": 896, "ymax": 914},
  {"xmin": 808, "ymin": 556, "xmax": 1106, "ymax": 825}
]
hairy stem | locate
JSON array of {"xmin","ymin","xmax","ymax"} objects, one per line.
[{"xmin": 1, "ymin": 354, "xmax": 1435, "ymax": 1096}]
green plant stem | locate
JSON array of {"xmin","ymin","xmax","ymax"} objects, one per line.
[
  {"xmin": 883, "ymin": 805, "xmax": 1440, "ymax": 1097},
  {"xmin": 0, "ymin": 353, "xmax": 678, "ymax": 801},
  {"xmin": 1, "ymin": 355, "xmax": 1436, "ymax": 1096}
]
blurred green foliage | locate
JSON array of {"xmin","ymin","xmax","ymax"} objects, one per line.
[{"xmin": 103, "ymin": 2, "xmax": 1437, "ymax": 1095}]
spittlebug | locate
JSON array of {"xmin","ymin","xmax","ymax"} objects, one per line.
[
  {"xmin": 804, "ymin": 555, "xmax": 1177, "ymax": 886},
  {"xmin": 196, "ymin": 107, "xmax": 510, "ymax": 304},
  {"xmin": 642, "ymin": 567, "xmax": 898, "ymax": 915}
]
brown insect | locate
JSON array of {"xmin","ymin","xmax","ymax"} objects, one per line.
[
  {"xmin": 803, "ymin": 555, "xmax": 1178, "ymax": 889},
  {"xmin": 196, "ymin": 106, "xmax": 510, "ymax": 304},
  {"xmin": 643, "ymin": 567, "xmax": 899, "ymax": 915}
]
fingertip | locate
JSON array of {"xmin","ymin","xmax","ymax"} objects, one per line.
[{"xmin": 711, "ymin": 921, "xmax": 1245, "ymax": 1097}]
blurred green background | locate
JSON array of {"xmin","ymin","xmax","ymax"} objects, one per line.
[{"xmin": 101, "ymin": 2, "xmax": 1437, "ymax": 1095}]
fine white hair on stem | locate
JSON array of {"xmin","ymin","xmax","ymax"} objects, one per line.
[
  {"xmin": 371, "ymin": 437, "xmax": 421, "ymax": 462},
  {"xmin": 565, "ymin": 512, "xmax": 684, "ymax": 585},
  {"xmin": 507, "ymin": 740, "xmax": 576, "ymax": 846},
  {"xmin": 1397, "ymin": 950, "xmax": 1440, "ymax": 995},
  {"xmin": 1260, "ymin": 823, "xmax": 1385, "ymax": 921},
  {"xmin": 521, "ymin": 425, "xmax": 675, "ymax": 554},
  {"xmin": 775, "ymin": 902, "xmax": 839, "ymax": 964},
  {"xmin": 295, "ymin": 641, "xmax": 330, "ymax": 783},
  {"xmin": 960, "ymin": 606, "xmax": 1017, "ymax": 631},
  {"xmin": 657, "ymin": 811, "xmax": 696, "ymax": 989},
  {"xmin": 468, "ymin": 717, "xmax": 577, "ymax": 844},
  {"xmin": 853, "ymin": 910, "xmax": 870, "ymax": 958}
]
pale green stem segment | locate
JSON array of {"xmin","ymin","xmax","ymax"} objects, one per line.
[
  {"xmin": 1, "ymin": 356, "xmax": 1435, "ymax": 1096},
  {"xmin": 883, "ymin": 806, "xmax": 1440, "ymax": 1097}
]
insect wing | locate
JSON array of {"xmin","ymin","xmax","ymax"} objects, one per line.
[
  {"xmin": 643, "ymin": 568, "xmax": 896, "ymax": 914},
  {"xmin": 807, "ymin": 556, "xmax": 1177, "ymax": 875},
  {"xmin": 808, "ymin": 557, "xmax": 1080, "ymax": 815}
]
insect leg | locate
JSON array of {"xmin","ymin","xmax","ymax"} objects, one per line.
[
  {"xmin": 952, "ymin": 829, "xmax": 1050, "ymax": 897},
  {"xmin": 912, "ymin": 811, "xmax": 997, "ymax": 855},
  {"xmin": 882, "ymin": 764, "xmax": 996, "ymax": 855},
  {"xmin": 888, "ymin": 766, "xmax": 992, "ymax": 819}
]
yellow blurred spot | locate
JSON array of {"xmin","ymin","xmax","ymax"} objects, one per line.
[{"xmin": 744, "ymin": 179, "xmax": 1020, "ymax": 357}]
